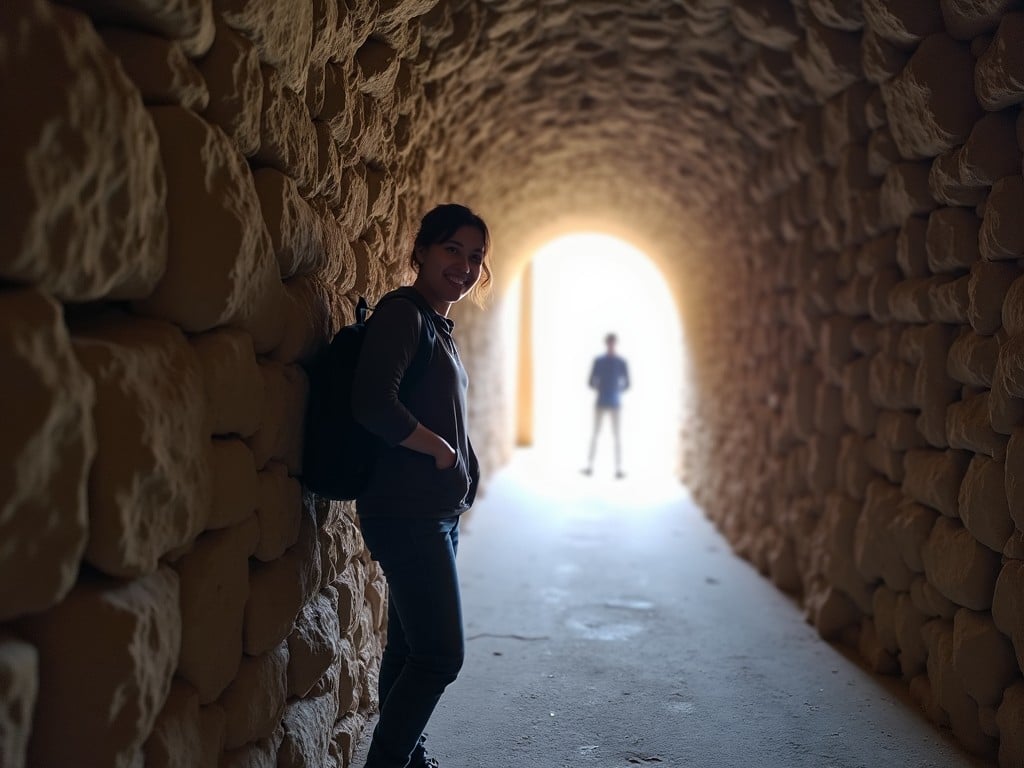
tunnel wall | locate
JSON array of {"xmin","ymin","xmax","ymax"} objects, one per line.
[
  {"xmin": 0, "ymin": 0, "xmax": 501, "ymax": 766},
  {"xmin": 681, "ymin": 5, "xmax": 1024, "ymax": 764}
]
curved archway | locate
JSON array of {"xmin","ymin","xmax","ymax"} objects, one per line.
[{"xmin": 522, "ymin": 233, "xmax": 686, "ymax": 482}]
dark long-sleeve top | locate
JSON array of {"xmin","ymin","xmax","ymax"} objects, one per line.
[
  {"xmin": 350, "ymin": 286, "xmax": 479, "ymax": 518},
  {"xmin": 589, "ymin": 354, "xmax": 630, "ymax": 408}
]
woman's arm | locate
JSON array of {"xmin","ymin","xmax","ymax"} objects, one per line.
[{"xmin": 400, "ymin": 423, "xmax": 456, "ymax": 469}]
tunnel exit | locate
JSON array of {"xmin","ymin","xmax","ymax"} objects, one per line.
[{"xmin": 518, "ymin": 233, "xmax": 685, "ymax": 482}]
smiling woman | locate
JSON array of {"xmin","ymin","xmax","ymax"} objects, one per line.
[{"xmin": 528, "ymin": 233, "xmax": 685, "ymax": 481}]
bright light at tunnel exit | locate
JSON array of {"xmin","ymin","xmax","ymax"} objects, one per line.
[{"xmin": 529, "ymin": 233, "xmax": 683, "ymax": 481}]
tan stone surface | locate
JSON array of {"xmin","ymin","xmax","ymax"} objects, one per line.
[
  {"xmin": 221, "ymin": 724, "xmax": 284, "ymax": 768},
  {"xmin": 952, "ymin": 609, "xmax": 1018, "ymax": 709},
  {"xmin": 253, "ymin": 168, "xmax": 327, "ymax": 279},
  {"xmin": 947, "ymin": 330, "xmax": 999, "ymax": 388},
  {"xmin": 62, "ymin": 0, "xmax": 214, "ymax": 55},
  {"xmin": 997, "ymin": 681, "xmax": 1024, "ymax": 766},
  {"xmin": 0, "ymin": 0, "xmax": 168, "ymax": 302},
  {"xmin": 247, "ymin": 361, "xmax": 308, "ymax": 473},
  {"xmin": 209, "ymin": 439, "xmax": 260, "ymax": 530},
  {"xmin": 253, "ymin": 461, "xmax": 302, "ymax": 562},
  {"xmin": 975, "ymin": 13, "xmax": 1024, "ymax": 111},
  {"xmin": 881, "ymin": 34, "xmax": 980, "ymax": 160},
  {"xmin": 0, "ymin": 633, "xmax": 36, "ymax": 768},
  {"xmin": 958, "ymin": 455, "xmax": 1014, "ymax": 553},
  {"xmin": 1005, "ymin": 429, "xmax": 1024, "ymax": 528},
  {"xmin": 253, "ymin": 65, "xmax": 318, "ymax": 195},
  {"xmin": 142, "ymin": 680, "xmax": 202, "ymax": 768},
  {"xmin": 1000, "ymin": 334, "xmax": 1024, "ymax": 397},
  {"xmin": 958, "ymin": 111, "xmax": 1022, "ymax": 188},
  {"xmin": 245, "ymin": 505, "xmax": 321, "ymax": 656},
  {"xmin": 278, "ymin": 682, "xmax": 340, "ymax": 768},
  {"xmin": 197, "ymin": 19, "xmax": 263, "ymax": 156},
  {"xmin": 946, "ymin": 394, "xmax": 1008, "ymax": 459},
  {"xmin": 980, "ymin": 175, "xmax": 1024, "ymax": 261},
  {"xmin": 216, "ymin": 0, "xmax": 314, "ymax": 93},
  {"xmin": 73, "ymin": 313, "xmax": 210, "ymax": 578},
  {"xmin": 926, "ymin": 207, "xmax": 980, "ymax": 274},
  {"xmin": 922, "ymin": 517, "xmax": 1002, "ymax": 610},
  {"xmin": 19, "ymin": 567, "xmax": 180, "ymax": 767},
  {"xmin": 969, "ymin": 261, "xmax": 1022, "ymax": 336},
  {"xmin": 855, "ymin": 480, "xmax": 915, "ymax": 591},
  {"xmin": 191, "ymin": 327, "xmax": 264, "ymax": 438},
  {"xmin": 218, "ymin": 641, "xmax": 289, "ymax": 750},
  {"xmin": 175, "ymin": 517, "xmax": 259, "ymax": 704},
  {"xmin": 930, "ymin": 149, "xmax": 988, "ymax": 207},
  {"xmin": 911, "ymin": 575, "xmax": 959, "ymax": 619},
  {"xmin": 199, "ymin": 703, "xmax": 226, "ymax": 768},
  {"xmin": 893, "ymin": 592, "xmax": 929, "ymax": 678},
  {"xmin": 863, "ymin": 0, "xmax": 943, "ymax": 46},
  {"xmin": 922, "ymin": 619, "xmax": 998, "ymax": 756},
  {"xmin": 942, "ymin": 0, "xmax": 1019, "ymax": 40},
  {"xmin": 135, "ymin": 106, "xmax": 285, "ymax": 352},
  {"xmin": 98, "ymin": 26, "xmax": 209, "ymax": 110},
  {"xmin": 0, "ymin": 290, "xmax": 93, "ymax": 620},
  {"xmin": 288, "ymin": 587, "xmax": 341, "ymax": 698}
]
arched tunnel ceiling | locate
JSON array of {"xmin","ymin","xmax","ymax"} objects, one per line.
[{"xmin": 401, "ymin": 0, "xmax": 837, "ymax": 266}]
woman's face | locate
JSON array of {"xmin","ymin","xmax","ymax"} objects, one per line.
[{"xmin": 413, "ymin": 225, "xmax": 486, "ymax": 315}]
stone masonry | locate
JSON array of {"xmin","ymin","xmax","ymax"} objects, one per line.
[{"xmin": 2, "ymin": 0, "xmax": 1024, "ymax": 766}]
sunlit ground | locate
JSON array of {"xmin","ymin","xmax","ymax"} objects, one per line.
[{"xmin": 528, "ymin": 233, "xmax": 685, "ymax": 487}]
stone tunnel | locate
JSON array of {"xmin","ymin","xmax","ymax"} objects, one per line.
[{"xmin": 2, "ymin": 0, "xmax": 1024, "ymax": 765}]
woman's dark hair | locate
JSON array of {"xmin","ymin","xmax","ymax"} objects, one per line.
[{"xmin": 411, "ymin": 203, "xmax": 492, "ymax": 305}]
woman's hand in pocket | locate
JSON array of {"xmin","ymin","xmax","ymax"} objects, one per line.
[{"xmin": 435, "ymin": 443, "xmax": 457, "ymax": 470}]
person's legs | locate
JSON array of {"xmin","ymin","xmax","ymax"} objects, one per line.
[
  {"xmin": 585, "ymin": 406, "xmax": 606, "ymax": 473},
  {"xmin": 359, "ymin": 516, "xmax": 463, "ymax": 768},
  {"xmin": 610, "ymin": 406, "xmax": 623, "ymax": 476}
]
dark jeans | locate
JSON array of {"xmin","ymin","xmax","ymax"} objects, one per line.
[{"xmin": 359, "ymin": 515, "xmax": 464, "ymax": 768}]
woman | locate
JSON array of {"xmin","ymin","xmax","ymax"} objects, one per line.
[{"xmin": 351, "ymin": 203, "xmax": 491, "ymax": 768}]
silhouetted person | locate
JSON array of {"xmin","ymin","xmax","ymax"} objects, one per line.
[
  {"xmin": 352, "ymin": 204, "xmax": 491, "ymax": 768},
  {"xmin": 582, "ymin": 332, "xmax": 630, "ymax": 478}
]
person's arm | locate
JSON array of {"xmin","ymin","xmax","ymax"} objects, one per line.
[
  {"xmin": 588, "ymin": 359, "xmax": 598, "ymax": 389},
  {"xmin": 351, "ymin": 299, "xmax": 454, "ymax": 468},
  {"xmin": 620, "ymin": 359, "xmax": 630, "ymax": 392}
]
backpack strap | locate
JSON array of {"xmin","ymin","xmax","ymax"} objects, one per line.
[{"xmin": 367, "ymin": 294, "xmax": 435, "ymax": 386}]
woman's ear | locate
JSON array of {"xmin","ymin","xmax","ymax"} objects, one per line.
[{"xmin": 413, "ymin": 245, "xmax": 425, "ymax": 265}]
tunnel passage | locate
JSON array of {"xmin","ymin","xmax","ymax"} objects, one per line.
[{"xmin": 2, "ymin": 0, "xmax": 1024, "ymax": 765}]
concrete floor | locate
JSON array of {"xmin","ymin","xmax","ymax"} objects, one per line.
[{"xmin": 355, "ymin": 451, "xmax": 991, "ymax": 768}]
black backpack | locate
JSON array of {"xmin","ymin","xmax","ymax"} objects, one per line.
[{"xmin": 302, "ymin": 295, "xmax": 432, "ymax": 500}]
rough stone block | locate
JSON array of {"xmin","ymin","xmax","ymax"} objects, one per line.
[
  {"xmin": 199, "ymin": 703, "xmax": 225, "ymax": 767},
  {"xmin": 942, "ymin": 0, "xmax": 1019, "ymax": 40},
  {"xmin": 820, "ymin": 493, "xmax": 874, "ymax": 613},
  {"xmin": 922, "ymin": 517, "xmax": 1001, "ymax": 610},
  {"xmin": 356, "ymin": 36, "xmax": 400, "ymax": 98},
  {"xmin": 911, "ymin": 575, "xmax": 958, "ymax": 619},
  {"xmin": 0, "ymin": 633, "xmax": 36, "ymax": 768},
  {"xmin": 175, "ymin": 517, "xmax": 259, "ymax": 704},
  {"xmin": 221, "ymin": 724, "xmax": 284, "ymax": 768},
  {"xmin": 929, "ymin": 275, "xmax": 971, "ymax": 324},
  {"xmin": 209, "ymin": 438, "xmax": 260, "ymax": 530},
  {"xmin": 245, "ymin": 507, "xmax": 321, "ymax": 656},
  {"xmin": 191, "ymin": 327, "xmax": 263, "ymax": 438},
  {"xmin": 792, "ymin": 20, "xmax": 862, "ymax": 100},
  {"xmin": 881, "ymin": 34, "xmax": 981, "ymax": 160},
  {"xmin": 896, "ymin": 215, "xmax": 929, "ymax": 277},
  {"xmin": 862, "ymin": 25, "xmax": 909, "ymax": 85},
  {"xmin": 98, "ymin": 27, "xmax": 209, "ymax": 110},
  {"xmin": 218, "ymin": 641, "xmax": 289, "ymax": 750},
  {"xmin": 893, "ymin": 592, "xmax": 929, "ymax": 678},
  {"xmin": 969, "ymin": 260, "xmax": 1021, "ymax": 335},
  {"xmin": 217, "ymin": 0, "xmax": 313, "ymax": 93},
  {"xmin": 903, "ymin": 449, "xmax": 970, "ymax": 518},
  {"xmin": 925, "ymin": 207, "xmax": 979, "ymax": 274},
  {"xmin": 0, "ymin": 290, "xmax": 94, "ymax": 620},
  {"xmin": 18, "ymin": 568, "xmax": 180, "ymax": 767},
  {"xmin": 974, "ymin": 12, "xmax": 1024, "ymax": 110},
  {"xmin": 808, "ymin": 0, "xmax": 864, "ymax": 31},
  {"xmin": 958, "ymin": 454, "xmax": 1013, "ymax": 553},
  {"xmin": 959, "ymin": 111, "xmax": 1022, "ymax": 188},
  {"xmin": 253, "ymin": 65, "xmax": 318, "ymax": 195},
  {"xmin": 859, "ymin": 616, "xmax": 900, "ymax": 674},
  {"xmin": 867, "ymin": 127, "xmax": 902, "ymax": 178},
  {"xmin": 197, "ymin": 19, "xmax": 262, "ymax": 156},
  {"xmin": 136, "ymin": 106, "xmax": 285, "ymax": 353},
  {"xmin": 277, "ymin": 685, "xmax": 340, "ymax": 768},
  {"xmin": 288, "ymin": 587, "xmax": 340, "ymax": 698},
  {"xmin": 990, "ymin": 356, "xmax": 1024, "ymax": 435},
  {"xmin": 953, "ymin": 609, "xmax": 1018, "ymax": 709},
  {"xmin": 1001, "ymin": 334, "xmax": 1024, "ymax": 397},
  {"xmin": 865, "ymin": 437, "xmax": 902, "ymax": 483},
  {"xmin": 73, "ymin": 314, "xmax": 210, "ymax": 578},
  {"xmin": 979, "ymin": 175, "xmax": 1024, "ymax": 261},
  {"xmin": 64, "ymin": 0, "xmax": 213, "ymax": 55},
  {"xmin": 997, "ymin": 681, "xmax": 1024, "ymax": 767},
  {"xmin": 254, "ymin": 461, "xmax": 302, "ymax": 562},
  {"xmin": 1006, "ymin": 430, "xmax": 1024, "ymax": 528},
  {"xmin": 142, "ymin": 680, "xmax": 202, "ymax": 768},
  {"xmin": 247, "ymin": 361, "xmax": 308, "ymax": 473},
  {"xmin": 253, "ymin": 168, "xmax": 327, "ymax": 280},
  {"xmin": 993, "ymin": 559, "xmax": 1024, "ymax": 671},
  {"xmin": 0, "ymin": 0, "xmax": 168, "ymax": 302},
  {"xmin": 930, "ymin": 149, "xmax": 988, "ymax": 207},
  {"xmin": 922, "ymin": 619, "xmax": 998, "ymax": 756},
  {"xmin": 867, "ymin": 353, "xmax": 916, "ymax": 411},
  {"xmin": 863, "ymin": 0, "xmax": 944, "ymax": 46},
  {"xmin": 881, "ymin": 162, "xmax": 936, "ymax": 225},
  {"xmin": 1003, "ymin": 274, "xmax": 1024, "ymax": 335},
  {"xmin": 947, "ymin": 330, "xmax": 999, "ymax": 387},
  {"xmin": 855, "ymin": 480, "xmax": 915, "ymax": 591},
  {"xmin": 947, "ymin": 394, "xmax": 1008, "ymax": 459}
]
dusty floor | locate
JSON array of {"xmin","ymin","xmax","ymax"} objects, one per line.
[{"xmin": 354, "ymin": 451, "xmax": 990, "ymax": 768}]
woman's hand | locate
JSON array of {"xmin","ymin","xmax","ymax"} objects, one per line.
[
  {"xmin": 435, "ymin": 444, "xmax": 457, "ymax": 470},
  {"xmin": 400, "ymin": 423, "xmax": 457, "ymax": 469}
]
